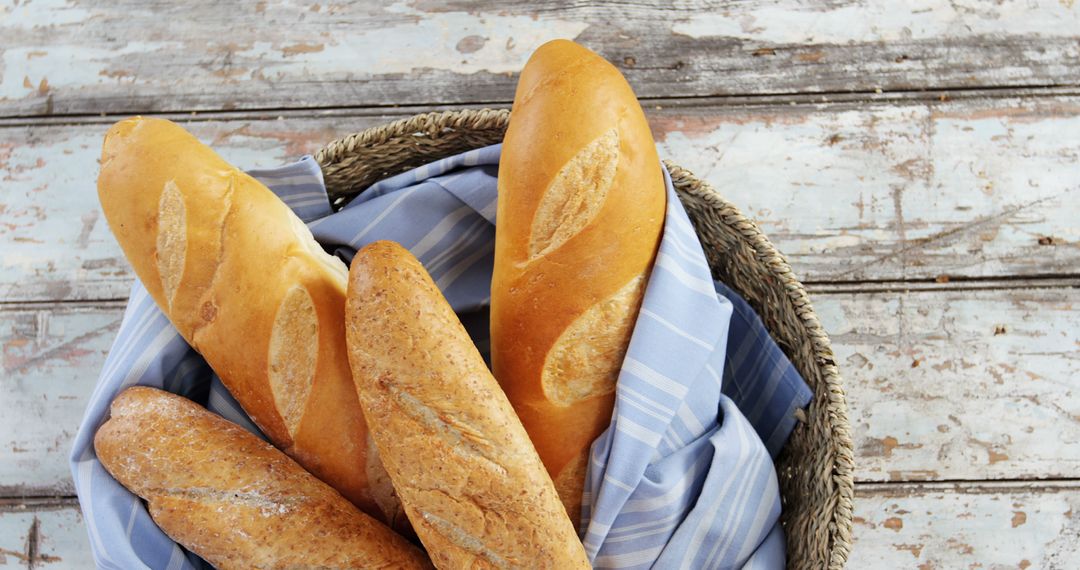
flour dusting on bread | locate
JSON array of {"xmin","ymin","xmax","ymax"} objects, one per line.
[
  {"xmin": 268, "ymin": 284, "xmax": 318, "ymax": 438},
  {"xmin": 528, "ymin": 128, "xmax": 619, "ymax": 260},
  {"xmin": 156, "ymin": 179, "xmax": 187, "ymax": 310},
  {"xmin": 542, "ymin": 274, "xmax": 645, "ymax": 405}
]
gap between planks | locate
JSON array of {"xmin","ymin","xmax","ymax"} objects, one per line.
[
  {"xmin": 4, "ymin": 85, "xmax": 1080, "ymax": 129},
  {"xmin": 1, "ymin": 277, "xmax": 1074, "ymax": 310},
  {"xmin": 11, "ymin": 479, "xmax": 1080, "ymax": 505}
]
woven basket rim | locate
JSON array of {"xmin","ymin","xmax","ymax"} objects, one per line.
[{"xmin": 314, "ymin": 108, "xmax": 854, "ymax": 569}]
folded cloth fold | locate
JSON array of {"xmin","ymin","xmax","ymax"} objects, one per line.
[{"xmin": 71, "ymin": 146, "xmax": 811, "ymax": 570}]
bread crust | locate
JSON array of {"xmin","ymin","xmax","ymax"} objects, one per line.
[
  {"xmin": 490, "ymin": 40, "xmax": 666, "ymax": 522},
  {"xmin": 94, "ymin": 386, "xmax": 432, "ymax": 570},
  {"xmin": 346, "ymin": 241, "xmax": 590, "ymax": 569}
]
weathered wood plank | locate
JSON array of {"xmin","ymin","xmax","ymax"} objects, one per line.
[
  {"xmin": 3, "ymin": 287, "xmax": 1076, "ymax": 496},
  {"xmin": 826, "ymin": 287, "xmax": 1080, "ymax": 483},
  {"xmin": 0, "ymin": 500, "xmax": 90, "ymax": 569},
  {"xmin": 2, "ymin": 96, "xmax": 1077, "ymax": 303},
  {"xmin": 5, "ymin": 482, "xmax": 1079, "ymax": 568},
  {"xmin": 850, "ymin": 482, "xmax": 1080, "ymax": 568},
  {"xmin": 2, "ymin": 0, "xmax": 1079, "ymax": 117},
  {"xmin": 0, "ymin": 304, "xmax": 120, "ymax": 496},
  {"xmin": 655, "ymin": 97, "xmax": 1080, "ymax": 283}
]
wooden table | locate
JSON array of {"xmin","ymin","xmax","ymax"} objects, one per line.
[{"xmin": 2, "ymin": 1, "xmax": 1077, "ymax": 567}]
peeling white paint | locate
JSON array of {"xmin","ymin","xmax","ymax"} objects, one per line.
[
  {"xmin": 657, "ymin": 100, "xmax": 1080, "ymax": 281},
  {"xmin": 818, "ymin": 289, "xmax": 1080, "ymax": 482},
  {"xmin": 238, "ymin": 7, "xmax": 589, "ymax": 76},
  {"xmin": 1, "ymin": 0, "xmax": 1078, "ymax": 114},
  {"xmin": 0, "ymin": 42, "xmax": 180, "ymax": 100},
  {"xmin": 1, "ymin": 306, "xmax": 115, "ymax": 495},
  {"xmin": 851, "ymin": 484, "xmax": 1080, "ymax": 568},
  {"xmin": 5, "ymin": 0, "xmax": 92, "ymax": 28},
  {"xmin": 2, "ymin": 2, "xmax": 1078, "ymax": 567},
  {"xmin": 672, "ymin": 0, "xmax": 1080, "ymax": 43}
]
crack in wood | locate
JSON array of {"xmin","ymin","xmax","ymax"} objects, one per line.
[
  {"xmin": 0, "ymin": 516, "xmax": 61, "ymax": 568},
  {"xmin": 0, "ymin": 86, "xmax": 1079, "ymax": 130},
  {"xmin": 3, "ymin": 318, "xmax": 121, "ymax": 375},
  {"xmin": 26, "ymin": 516, "xmax": 38, "ymax": 569},
  {"xmin": 833, "ymin": 190, "xmax": 1074, "ymax": 279}
]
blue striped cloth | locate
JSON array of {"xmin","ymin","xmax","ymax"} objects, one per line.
[{"xmin": 71, "ymin": 148, "xmax": 812, "ymax": 569}]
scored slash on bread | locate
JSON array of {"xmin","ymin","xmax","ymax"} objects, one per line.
[
  {"xmin": 96, "ymin": 117, "xmax": 404, "ymax": 529},
  {"xmin": 491, "ymin": 39, "xmax": 667, "ymax": 524},
  {"xmin": 345, "ymin": 241, "xmax": 590, "ymax": 570},
  {"xmin": 93, "ymin": 387, "xmax": 432, "ymax": 570}
]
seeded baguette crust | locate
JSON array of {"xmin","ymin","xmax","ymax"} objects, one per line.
[
  {"xmin": 96, "ymin": 117, "xmax": 399, "ymax": 525},
  {"xmin": 345, "ymin": 241, "xmax": 590, "ymax": 570},
  {"xmin": 94, "ymin": 387, "xmax": 432, "ymax": 570},
  {"xmin": 490, "ymin": 39, "xmax": 666, "ymax": 523}
]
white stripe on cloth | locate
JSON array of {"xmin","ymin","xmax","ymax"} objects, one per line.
[
  {"xmin": 76, "ymin": 460, "xmax": 111, "ymax": 566},
  {"xmin": 595, "ymin": 545, "xmax": 666, "ymax": 568},
  {"xmin": 654, "ymin": 251, "xmax": 719, "ymax": 298},
  {"xmin": 435, "ymin": 236, "xmax": 494, "ymax": 291},
  {"xmin": 71, "ymin": 145, "xmax": 810, "ymax": 570},
  {"xmin": 678, "ymin": 419, "xmax": 759, "ymax": 569},
  {"xmin": 165, "ymin": 545, "xmax": 188, "ymax": 570},
  {"xmin": 347, "ymin": 186, "xmax": 420, "ymax": 246},
  {"xmin": 424, "ymin": 216, "xmax": 490, "ymax": 277},
  {"xmin": 411, "ymin": 205, "xmax": 474, "ymax": 258},
  {"xmin": 606, "ymin": 509, "xmax": 685, "ymax": 539},
  {"xmin": 276, "ymin": 189, "xmax": 327, "ymax": 200},
  {"xmin": 125, "ymin": 501, "xmax": 139, "ymax": 539},
  {"xmin": 616, "ymin": 416, "xmax": 664, "ymax": 447},
  {"xmin": 619, "ymin": 384, "xmax": 676, "ymax": 416},
  {"xmin": 622, "ymin": 357, "xmax": 690, "ymax": 399},
  {"xmin": 640, "ymin": 307, "xmax": 714, "ymax": 349}
]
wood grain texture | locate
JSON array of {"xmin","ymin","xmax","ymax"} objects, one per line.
[
  {"xmin": 655, "ymin": 98, "xmax": 1080, "ymax": 284},
  {"xmin": 4, "ymin": 287, "xmax": 1076, "ymax": 496},
  {"xmin": 849, "ymin": 482, "xmax": 1080, "ymax": 568},
  {"xmin": 5, "ymin": 482, "xmax": 1080, "ymax": 568},
  {"xmin": 2, "ymin": 0, "xmax": 1078, "ymax": 117},
  {"xmin": 828, "ymin": 287, "xmax": 1080, "ymax": 483},
  {"xmin": 2, "ymin": 96, "xmax": 1077, "ymax": 303}
]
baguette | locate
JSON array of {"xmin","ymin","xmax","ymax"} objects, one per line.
[
  {"xmin": 94, "ymin": 386, "xmax": 432, "ymax": 570},
  {"xmin": 345, "ymin": 241, "xmax": 590, "ymax": 569},
  {"xmin": 96, "ymin": 117, "xmax": 401, "ymax": 526},
  {"xmin": 490, "ymin": 40, "xmax": 666, "ymax": 522}
]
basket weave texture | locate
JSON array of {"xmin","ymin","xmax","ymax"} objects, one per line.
[{"xmin": 315, "ymin": 109, "xmax": 855, "ymax": 570}]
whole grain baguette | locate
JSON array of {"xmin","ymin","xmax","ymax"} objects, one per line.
[
  {"xmin": 96, "ymin": 117, "xmax": 403, "ymax": 526},
  {"xmin": 93, "ymin": 386, "xmax": 432, "ymax": 570},
  {"xmin": 490, "ymin": 40, "xmax": 666, "ymax": 523},
  {"xmin": 345, "ymin": 241, "xmax": 590, "ymax": 570}
]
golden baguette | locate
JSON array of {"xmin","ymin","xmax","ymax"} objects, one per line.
[{"xmin": 491, "ymin": 39, "xmax": 666, "ymax": 523}]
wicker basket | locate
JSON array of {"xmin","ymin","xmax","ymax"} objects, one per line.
[{"xmin": 314, "ymin": 109, "xmax": 855, "ymax": 570}]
